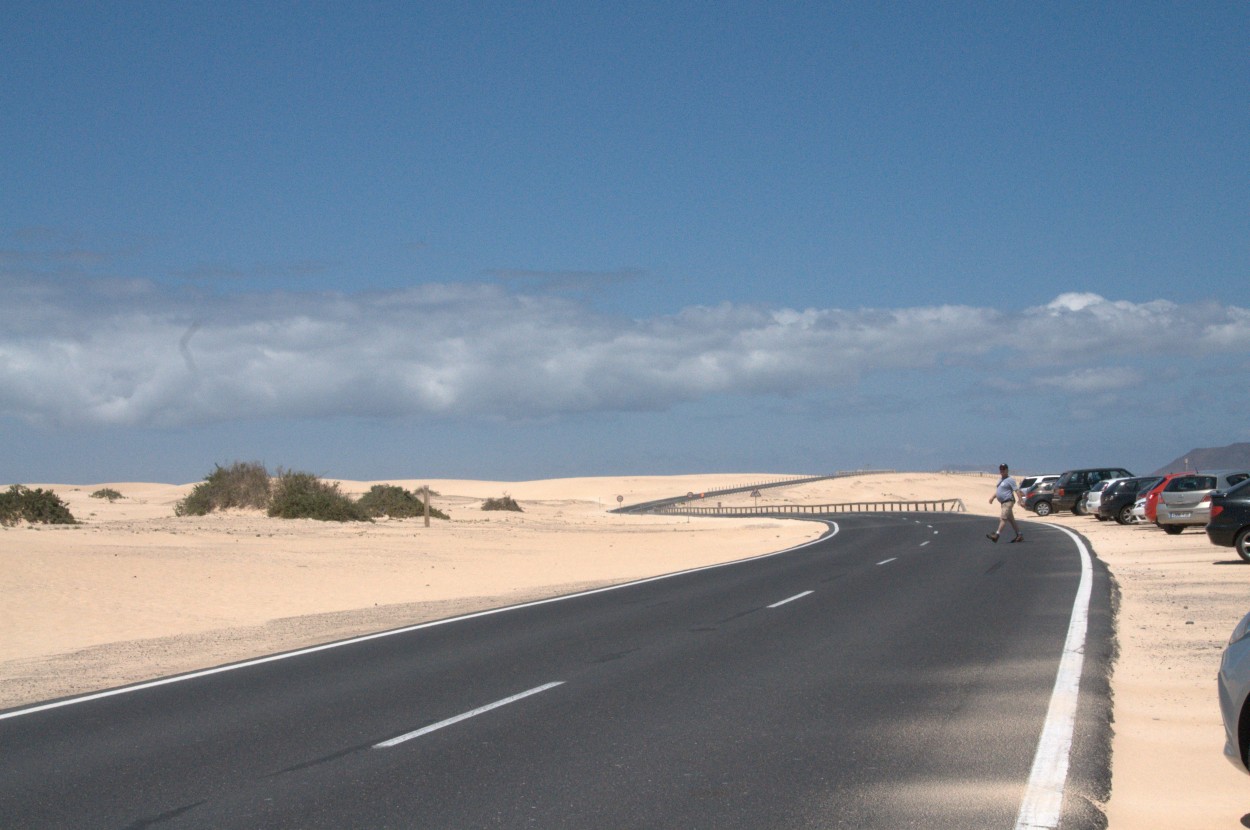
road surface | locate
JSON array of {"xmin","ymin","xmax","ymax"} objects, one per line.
[{"xmin": 0, "ymin": 512, "xmax": 1111, "ymax": 828}]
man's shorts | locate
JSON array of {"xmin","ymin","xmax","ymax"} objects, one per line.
[{"xmin": 1000, "ymin": 499, "xmax": 1016, "ymax": 520}]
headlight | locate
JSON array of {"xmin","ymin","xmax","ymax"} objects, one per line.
[{"xmin": 1230, "ymin": 611, "xmax": 1250, "ymax": 646}]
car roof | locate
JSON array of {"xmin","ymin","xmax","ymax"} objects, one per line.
[{"xmin": 1165, "ymin": 470, "xmax": 1249, "ymax": 479}]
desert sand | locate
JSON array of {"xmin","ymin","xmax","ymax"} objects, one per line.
[{"xmin": 2, "ymin": 471, "xmax": 1247, "ymax": 827}]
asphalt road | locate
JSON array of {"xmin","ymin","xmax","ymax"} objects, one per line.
[{"xmin": 0, "ymin": 512, "xmax": 1112, "ymax": 829}]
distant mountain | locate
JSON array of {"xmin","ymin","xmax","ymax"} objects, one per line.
[{"xmin": 1151, "ymin": 442, "xmax": 1250, "ymax": 475}]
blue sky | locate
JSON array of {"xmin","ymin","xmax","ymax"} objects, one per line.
[{"xmin": 3, "ymin": 2, "xmax": 1248, "ymax": 484}]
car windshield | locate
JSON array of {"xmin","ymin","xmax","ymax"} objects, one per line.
[{"xmin": 1132, "ymin": 477, "xmax": 1162, "ymax": 493}]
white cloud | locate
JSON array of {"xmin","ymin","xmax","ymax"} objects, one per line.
[
  {"xmin": 0, "ymin": 278, "xmax": 1246, "ymax": 429},
  {"xmin": 1033, "ymin": 367, "xmax": 1143, "ymax": 393}
]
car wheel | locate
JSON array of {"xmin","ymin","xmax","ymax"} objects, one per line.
[
  {"xmin": 1034, "ymin": 500, "xmax": 1052, "ymax": 517},
  {"xmin": 1096, "ymin": 514, "xmax": 1108, "ymax": 521},
  {"xmin": 1116, "ymin": 505, "xmax": 1133, "ymax": 525},
  {"xmin": 1162, "ymin": 524, "xmax": 1183, "ymax": 535},
  {"xmin": 1236, "ymin": 528, "xmax": 1250, "ymax": 563},
  {"xmin": 1072, "ymin": 500, "xmax": 1086, "ymax": 516}
]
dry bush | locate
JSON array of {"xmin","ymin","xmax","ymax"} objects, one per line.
[{"xmin": 175, "ymin": 462, "xmax": 272, "ymax": 516}]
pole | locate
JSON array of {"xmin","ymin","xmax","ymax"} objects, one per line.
[{"xmin": 423, "ymin": 485, "xmax": 430, "ymax": 528}]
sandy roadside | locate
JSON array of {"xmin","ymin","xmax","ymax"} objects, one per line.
[
  {"xmin": 0, "ymin": 474, "xmax": 821, "ymax": 706},
  {"xmin": 2, "ymin": 471, "xmax": 1247, "ymax": 827}
]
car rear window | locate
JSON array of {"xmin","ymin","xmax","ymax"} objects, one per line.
[
  {"xmin": 1227, "ymin": 473, "xmax": 1250, "ymax": 487},
  {"xmin": 1166, "ymin": 476, "xmax": 1215, "ymax": 492}
]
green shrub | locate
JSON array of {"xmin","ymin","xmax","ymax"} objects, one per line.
[
  {"xmin": 176, "ymin": 461, "xmax": 271, "ymax": 516},
  {"xmin": 268, "ymin": 470, "xmax": 370, "ymax": 522},
  {"xmin": 357, "ymin": 484, "xmax": 449, "ymax": 520},
  {"xmin": 90, "ymin": 488, "xmax": 124, "ymax": 502},
  {"xmin": 0, "ymin": 485, "xmax": 78, "ymax": 526},
  {"xmin": 481, "ymin": 495, "xmax": 523, "ymax": 512}
]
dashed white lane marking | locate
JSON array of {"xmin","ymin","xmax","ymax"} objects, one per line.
[
  {"xmin": 375, "ymin": 682, "xmax": 565, "ymax": 749},
  {"xmin": 919, "ymin": 540, "xmax": 931, "ymax": 547},
  {"xmin": 1013, "ymin": 526, "xmax": 1092, "ymax": 830},
  {"xmin": 876, "ymin": 558, "xmax": 897, "ymax": 566},
  {"xmin": 768, "ymin": 590, "xmax": 814, "ymax": 608}
]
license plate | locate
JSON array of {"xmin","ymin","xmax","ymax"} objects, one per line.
[{"xmin": 1173, "ymin": 511, "xmax": 1192, "ymax": 518}]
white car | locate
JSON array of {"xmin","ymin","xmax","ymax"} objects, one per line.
[
  {"xmin": 1130, "ymin": 496, "xmax": 1148, "ymax": 524},
  {"xmin": 1219, "ymin": 610, "xmax": 1250, "ymax": 774}
]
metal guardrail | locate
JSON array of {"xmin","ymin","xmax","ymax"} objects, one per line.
[
  {"xmin": 611, "ymin": 470, "xmax": 897, "ymax": 515},
  {"xmin": 652, "ymin": 498, "xmax": 966, "ymax": 518}
]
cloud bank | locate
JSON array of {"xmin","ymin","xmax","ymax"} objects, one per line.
[{"xmin": 1, "ymin": 273, "xmax": 1246, "ymax": 430}]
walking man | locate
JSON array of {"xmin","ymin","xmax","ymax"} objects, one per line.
[{"xmin": 987, "ymin": 463, "xmax": 1023, "ymax": 543}]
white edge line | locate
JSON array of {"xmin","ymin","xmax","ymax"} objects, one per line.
[
  {"xmin": 374, "ymin": 681, "xmax": 564, "ymax": 748},
  {"xmin": 876, "ymin": 557, "xmax": 897, "ymax": 565},
  {"xmin": 1013, "ymin": 525, "xmax": 1092, "ymax": 830},
  {"xmin": 0, "ymin": 520, "xmax": 840, "ymax": 722},
  {"xmin": 767, "ymin": 590, "xmax": 813, "ymax": 609}
]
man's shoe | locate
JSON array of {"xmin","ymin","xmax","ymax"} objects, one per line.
[
  {"xmin": 1010, "ymin": 535, "xmax": 1024, "ymax": 543},
  {"xmin": 986, "ymin": 533, "xmax": 998, "ymax": 543}
]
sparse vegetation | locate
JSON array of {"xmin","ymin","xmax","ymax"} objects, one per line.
[
  {"xmin": 481, "ymin": 495, "xmax": 523, "ymax": 512},
  {"xmin": 90, "ymin": 488, "xmax": 124, "ymax": 502},
  {"xmin": 175, "ymin": 462, "xmax": 272, "ymax": 516},
  {"xmin": 357, "ymin": 485, "xmax": 448, "ymax": 520},
  {"xmin": 1, "ymin": 485, "xmax": 78, "ymax": 526},
  {"xmin": 267, "ymin": 470, "xmax": 370, "ymax": 522},
  {"xmin": 171, "ymin": 463, "xmax": 453, "ymax": 523}
]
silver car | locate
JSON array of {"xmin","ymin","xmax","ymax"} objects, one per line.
[
  {"xmin": 1156, "ymin": 471, "xmax": 1250, "ymax": 535},
  {"xmin": 1219, "ymin": 610, "xmax": 1250, "ymax": 775},
  {"xmin": 1081, "ymin": 478, "xmax": 1117, "ymax": 520}
]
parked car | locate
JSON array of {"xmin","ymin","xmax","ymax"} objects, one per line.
[
  {"xmin": 1098, "ymin": 476, "xmax": 1162, "ymax": 525},
  {"xmin": 1219, "ymin": 609, "xmax": 1250, "ymax": 774},
  {"xmin": 1053, "ymin": 467, "xmax": 1134, "ymax": 514},
  {"xmin": 1156, "ymin": 471, "xmax": 1250, "ymax": 534},
  {"xmin": 1020, "ymin": 475, "xmax": 1059, "ymax": 515},
  {"xmin": 1081, "ymin": 478, "xmax": 1116, "ymax": 519},
  {"xmin": 1019, "ymin": 475, "xmax": 1049, "ymax": 493},
  {"xmin": 1208, "ymin": 478, "xmax": 1250, "ymax": 562},
  {"xmin": 1138, "ymin": 473, "xmax": 1188, "ymax": 525}
]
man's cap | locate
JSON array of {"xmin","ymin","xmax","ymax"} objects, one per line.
[{"xmin": 999, "ymin": 463, "xmax": 1009, "ymax": 470}]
